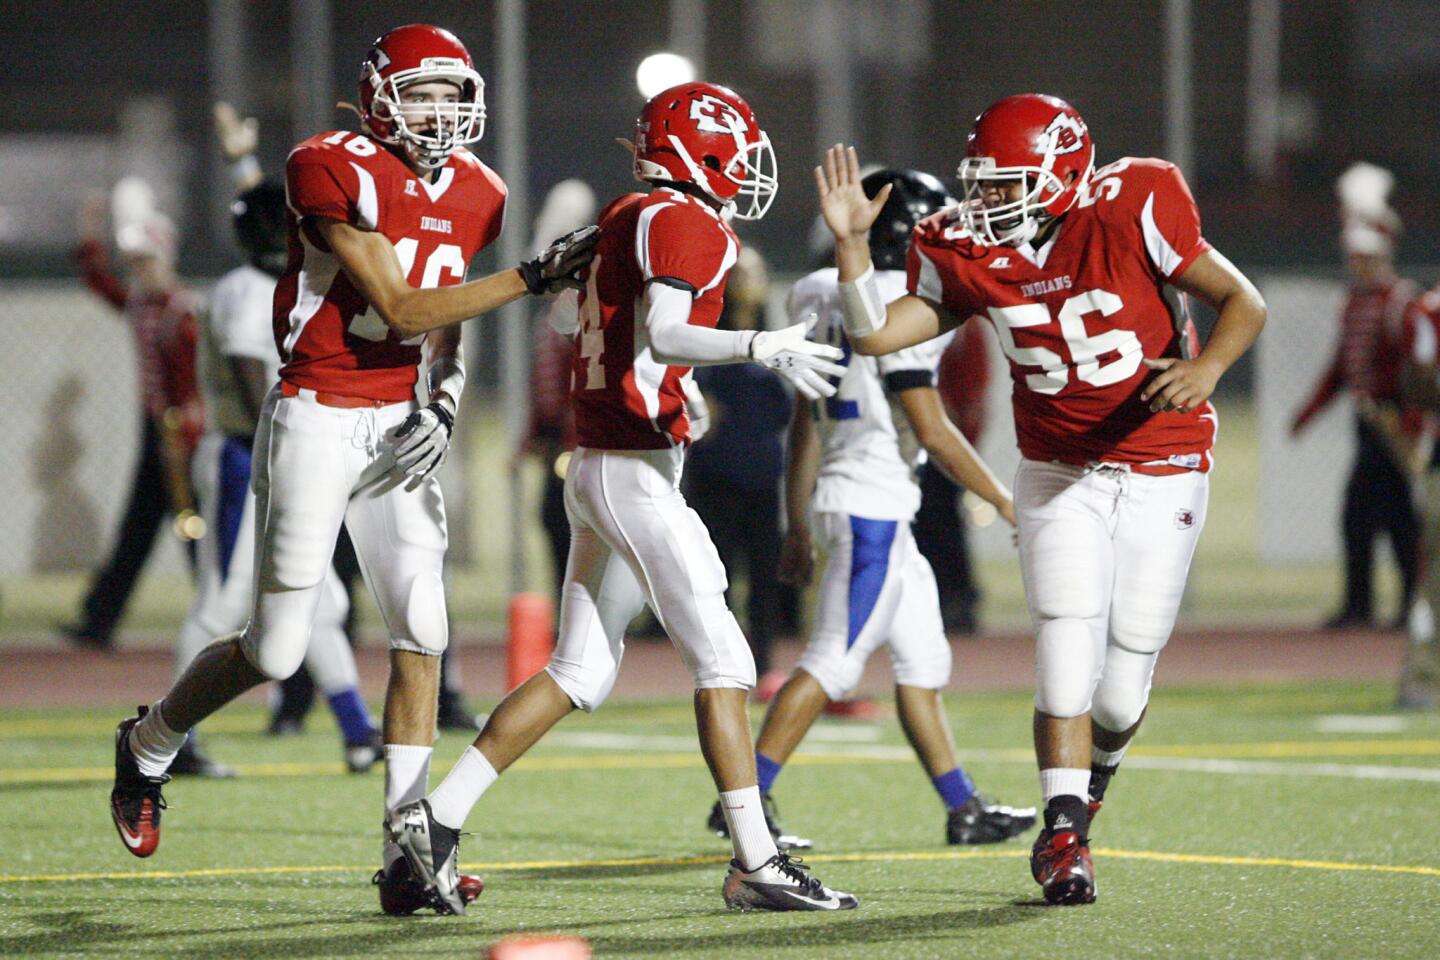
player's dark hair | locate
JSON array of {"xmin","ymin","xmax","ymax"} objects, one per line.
[
  {"xmin": 231, "ymin": 180, "xmax": 289, "ymax": 278},
  {"xmin": 861, "ymin": 169, "xmax": 953, "ymax": 271}
]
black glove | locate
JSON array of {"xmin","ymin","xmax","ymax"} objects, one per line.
[{"xmin": 519, "ymin": 224, "xmax": 601, "ymax": 296}]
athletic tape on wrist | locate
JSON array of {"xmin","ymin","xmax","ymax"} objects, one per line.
[
  {"xmin": 428, "ymin": 356, "xmax": 466, "ymax": 418},
  {"xmin": 838, "ymin": 263, "xmax": 887, "ymax": 338}
]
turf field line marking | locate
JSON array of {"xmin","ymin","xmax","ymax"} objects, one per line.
[
  {"xmin": 3, "ymin": 847, "xmax": 1437, "ymax": 885},
  {"xmin": 8, "ymin": 749, "xmax": 1440, "ymax": 785},
  {"xmin": 1315, "ymin": 715, "xmax": 1408, "ymax": 734},
  {"xmin": 1134, "ymin": 739, "xmax": 1440, "ymax": 759},
  {"xmin": 1121, "ymin": 755, "xmax": 1440, "ymax": 782}
]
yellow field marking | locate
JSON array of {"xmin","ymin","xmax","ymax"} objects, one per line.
[
  {"xmin": 1135, "ymin": 739, "xmax": 1440, "ymax": 759},
  {"xmin": 8, "ymin": 739, "xmax": 1436, "ymax": 787},
  {"xmin": 1, "ymin": 847, "xmax": 1435, "ymax": 885},
  {"xmin": 0, "ymin": 750, "xmax": 938, "ymax": 786}
]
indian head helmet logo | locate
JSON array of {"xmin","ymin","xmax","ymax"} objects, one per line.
[
  {"xmin": 1044, "ymin": 112, "xmax": 1087, "ymax": 156},
  {"xmin": 690, "ymin": 94, "xmax": 747, "ymax": 135}
]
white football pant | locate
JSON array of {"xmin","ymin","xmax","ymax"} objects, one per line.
[
  {"xmin": 176, "ymin": 431, "xmax": 358, "ymax": 694},
  {"xmin": 1017, "ymin": 458, "xmax": 1208, "ymax": 730},
  {"xmin": 546, "ymin": 446, "xmax": 756, "ymax": 711},
  {"xmin": 239, "ymin": 387, "xmax": 450, "ymax": 681},
  {"xmin": 796, "ymin": 511, "xmax": 951, "ymax": 700}
]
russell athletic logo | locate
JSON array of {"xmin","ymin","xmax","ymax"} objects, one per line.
[{"xmin": 1174, "ymin": 508, "xmax": 1196, "ymax": 530}]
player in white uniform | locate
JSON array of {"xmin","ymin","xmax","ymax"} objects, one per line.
[
  {"xmin": 176, "ymin": 182, "xmax": 381, "ymax": 776},
  {"xmin": 708, "ymin": 170, "xmax": 1034, "ymax": 849}
]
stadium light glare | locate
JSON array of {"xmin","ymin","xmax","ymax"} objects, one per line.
[{"xmin": 636, "ymin": 52, "xmax": 696, "ymax": 99}]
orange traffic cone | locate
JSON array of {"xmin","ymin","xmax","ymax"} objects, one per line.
[{"xmin": 507, "ymin": 592, "xmax": 555, "ymax": 691}]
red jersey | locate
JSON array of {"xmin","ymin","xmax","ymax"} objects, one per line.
[
  {"xmin": 1404, "ymin": 285, "xmax": 1440, "ymax": 369},
  {"xmin": 572, "ymin": 188, "xmax": 739, "ymax": 449},
  {"xmin": 76, "ymin": 240, "xmax": 203, "ymax": 450},
  {"xmin": 275, "ymin": 130, "xmax": 507, "ymax": 402},
  {"xmin": 1294, "ymin": 275, "xmax": 1418, "ymax": 432},
  {"xmin": 936, "ymin": 319, "xmax": 993, "ymax": 445},
  {"xmin": 908, "ymin": 157, "xmax": 1216, "ymax": 470}
]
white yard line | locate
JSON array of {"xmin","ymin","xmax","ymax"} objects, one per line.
[{"xmin": 1314, "ymin": 715, "xmax": 1410, "ymax": 734}]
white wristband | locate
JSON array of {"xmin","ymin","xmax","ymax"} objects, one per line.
[
  {"xmin": 838, "ymin": 264, "xmax": 887, "ymax": 338},
  {"xmin": 427, "ymin": 356, "xmax": 466, "ymax": 417}
]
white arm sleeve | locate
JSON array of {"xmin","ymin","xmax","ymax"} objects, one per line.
[{"xmin": 644, "ymin": 281, "xmax": 754, "ymax": 366}]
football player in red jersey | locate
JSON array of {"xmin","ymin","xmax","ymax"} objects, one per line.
[
  {"xmin": 108, "ymin": 24, "xmax": 596, "ymax": 915},
  {"xmin": 389, "ymin": 82, "xmax": 858, "ymax": 915},
  {"xmin": 816, "ymin": 94, "xmax": 1266, "ymax": 905}
]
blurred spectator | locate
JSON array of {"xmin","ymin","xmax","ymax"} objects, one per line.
[
  {"xmin": 520, "ymin": 179, "xmax": 595, "ymax": 604},
  {"xmin": 1291, "ymin": 163, "xmax": 1421, "ymax": 630},
  {"xmin": 59, "ymin": 189, "xmax": 201, "ymax": 649},
  {"xmin": 912, "ymin": 319, "xmax": 994, "ymax": 634},
  {"xmin": 1395, "ymin": 285, "xmax": 1440, "ymax": 709},
  {"xmin": 684, "ymin": 247, "xmax": 794, "ymax": 682},
  {"xmin": 523, "ymin": 315, "xmax": 580, "ymax": 603}
]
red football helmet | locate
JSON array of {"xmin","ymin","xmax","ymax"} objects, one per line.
[
  {"xmin": 358, "ymin": 24, "xmax": 485, "ymax": 169},
  {"xmin": 632, "ymin": 82, "xmax": 777, "ymax": 221},
  {"xmin": 957, "ymin": 93, "xmax": 1094, "ymax": 246}
]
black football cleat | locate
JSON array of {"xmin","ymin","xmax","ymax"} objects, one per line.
[
  {"xmin": 1030, "ymin": 829, "xmax": 1097, "ymax": 905},
  {"xmin": 110, "ymin": 706, "xmax": 170, "ymax": 858},
  {"xmin": 706, "ymin": 791, "xmax": 812, "ymax": 850},
  {"xmin": 345, "ymin": 732, "xmax": 384, "ymax": 774},
  {"xmin": 945, "ymin": 794, "xmax": 1037, "ymax": 844},
  {"xmin": 386, "ymin": 799, "xmax": 466, "ymax": 915},
  {"xmin": 59, "ymin": 622, "xmax": 114, "ymax": 651},
  {"xmin": 169, "ymin": 734, "xmax": 237, "ymax": 778},
  {"xmin": 373, "ymin": 855, "xmax": 484, "ymax": 915},
  {"xmin": 723, "ymin": 852, "xmax": 858, "ymax": 911}
]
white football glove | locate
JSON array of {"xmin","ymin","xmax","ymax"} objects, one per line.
[
  {"xmin": 392, "ymin": 402, "xmax": 455, "ymax": 481},
  {"xmin": 748, "ymin": 315, "xmax": 846, "ymax": 400}
]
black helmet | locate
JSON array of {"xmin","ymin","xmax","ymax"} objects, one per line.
[
  {"xmin": 231, "ymin": 181, "xmax": 288, "ymax": 277},
  {"xmin": 861, "ymin": 169, "xmax": 953, "ymax": 271}
]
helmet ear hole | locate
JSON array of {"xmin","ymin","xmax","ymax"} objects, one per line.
[{"xmin": 702, "ymin": 155, "xmax": 722, "ymax": 172}]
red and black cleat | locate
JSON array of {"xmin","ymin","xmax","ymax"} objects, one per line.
[
  {"xmin": 110, "ymin": 706, "xmax": 169, "ymax": 859},
  {"xmin": 1030, "ymin": 829, "xmax": 1097, "ymax": 905},
  {"xmin": 373, "ymin": 857, "xmax": 484, "ymax": 916}
]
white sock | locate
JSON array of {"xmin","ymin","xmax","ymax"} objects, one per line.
[
  {"xmin": 383, "ymin": 744, "xmax": 433, "ymax": 868},
  {"xmin": 128, "ymin": 701, "xmax": 188, "ymax": 779},
  {"xmin": 1039, "ymin": 767, "xmax": 1090, "ymax": 804},
  {"xmin": 1092, "ymin": 744, "xmax": 1129, "ymax": 769},
  {"xmin": 384, "ymin": 744, "xmax": 433, "ymax": 813},
  {"xmin": 427, "ymin": 746, "xmax": 499, "ymax": 831},
  {"xmin": 720, "ymin": 786, "xmax": 778, "ymax": 872}
]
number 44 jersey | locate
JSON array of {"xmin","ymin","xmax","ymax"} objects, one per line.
[
  {"xmin": 909, "ymin": 156, "xmax": 1215, "ymax": 472},
  {"xmin": 275, "ymin": 130, "xmax": 507, "ymax": 402}
]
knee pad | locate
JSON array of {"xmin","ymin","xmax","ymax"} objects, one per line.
[
  {"xmin": 891, "ymin": 636, "xmax": 952, "ymax": 691},
  {"xmin": 1091, "ymin": 646, "xmax": 1158, "ymax": 732},
  {"xmin": 1033, "ymin": 617, "xmax": 1103, "ymax": 718},
  {"xmin": 687, "ymin": 607, "xmax": 756, "ymax": 691},
  {"xmin": 545, "ymin": 657, "xmax": 621, "ymax": 712},
  {"xmin": 1107, "ymin": 608, "xmax": 1173, "ymax": 658},
  {"xmin": 240, "ymin": 622, "xmax": 309, "ymax": 681},
  {"xmin": 796, "ymin": 633, "xmax": 861, "ymax": 701},
  {"xmin": 390, "ymin": 571, "xmax": 449, "ymax": 656}
]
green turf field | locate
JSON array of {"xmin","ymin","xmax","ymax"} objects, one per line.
[{"xmin": 3, "ymin": 682, "xmax": 1438, "ymax": 958}]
